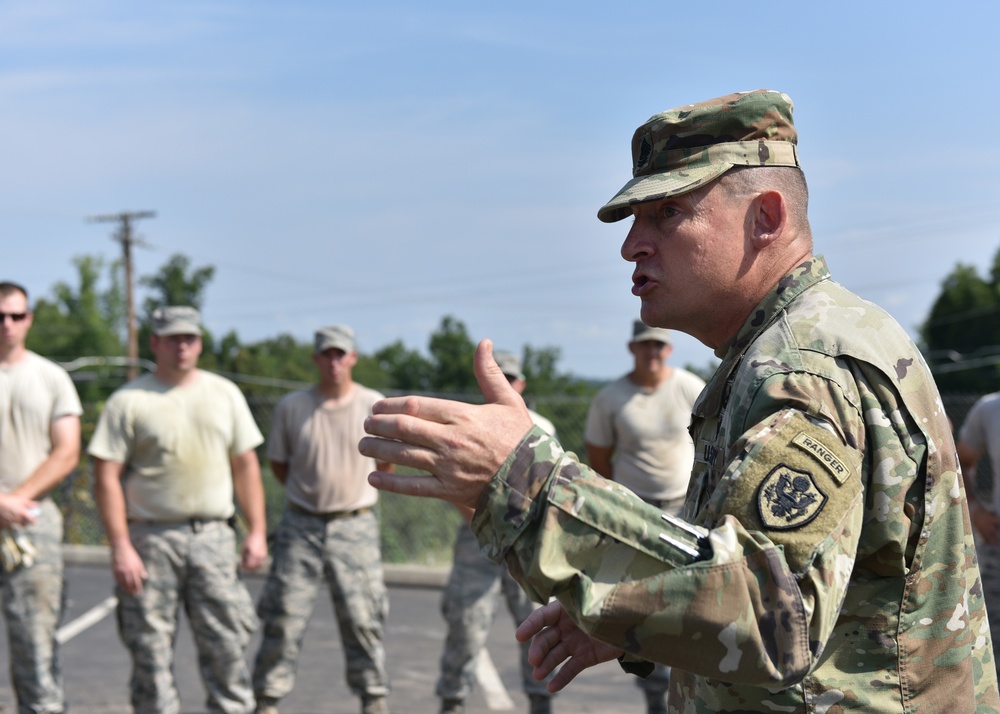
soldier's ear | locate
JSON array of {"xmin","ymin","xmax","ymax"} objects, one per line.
[{"xmin": 749, "ymin": 190, "xmax": 786, "ymax": 249}]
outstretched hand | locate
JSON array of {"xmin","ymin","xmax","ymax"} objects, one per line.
[
  {"xmin": 516, "ymin": 600, "xmax": 625, "ymax": 693},
  {"xmin": 359, "ymin": 339, "xmax": 534, "ymax": 510}
]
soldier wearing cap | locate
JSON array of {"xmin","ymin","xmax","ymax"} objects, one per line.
[
  {"xmin": 583, "ymin": 321, "xmax": 704, "ymax": 713},
  {"xmin": 0, "ymin": 281, "xmax": 81, "ymax": 714},
  {"xmin": 91, "ymin": 305, "xmax": 268, "ymax": 714},
  {"xmin": 359, "ymin": 89, "xmax": 1000, "ymax": 711},
  {"xmin": 252, "ymin": 325, "xmax": 391, "ymax": 714},
  {"xmin": 437, "ymin": 350, "xmax": 556, "ymax": 714}
]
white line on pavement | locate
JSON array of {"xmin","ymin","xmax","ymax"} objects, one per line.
[
  {"xmin": 57, "ymin": 595, "xmax": 118, "ymax": 644},
  {"xmin": 476, "ymin": 649, "xmax": 515, "ymax": 711}
]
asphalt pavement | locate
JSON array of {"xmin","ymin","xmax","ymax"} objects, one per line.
[{"xmin": 0, "ymin": 552, "xmax": 644, "ymax": 714}]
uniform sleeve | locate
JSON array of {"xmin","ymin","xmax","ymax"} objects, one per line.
[
  {"xmin": 87, "ymin": 396, "xmax": 132, "ymax": 463},
  {"xmin": 51, "ymin": 367, "xmax": 83, "ymax": 419},
  {"xmin": 959, "ymin": 398, "xmax": 987, "ymax": 452},
  {"xmin": 473, "ymin": 406, "xmax": 866, "ymax": 688},
  {"xmin": 228, "ymin": 383, "xmax": 264, "ymax": 456}
]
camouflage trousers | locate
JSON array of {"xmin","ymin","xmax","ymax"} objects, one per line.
[
  {"xmin": 978, "ymin": 539, "xmax": 1000, "ymax": 673},
  {"xmin": 0, "ymin": 499, "xmax": 65, "ymax": 714},
  {"xmin": 117, "ymin": 520, "xmax": 258, "ymax": 714},
  {"xmin": 252, "ymin": 505, "xmax": 389, "ymax": 703},
  {"xmin": 436, "ymin": 523, "xmax": 551, "ymax": 701}
]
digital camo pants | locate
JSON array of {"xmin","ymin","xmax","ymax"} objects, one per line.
[
  {"xmin": 436, "ymin": 523, "xmax": 551, "ymax": 701},
  {"xmin": 117, "ymin": 520, "xmax": 258, "ymax": 714},
  {"xmin": 252, "ymin": 506, "xmax": 389, "ymax": 703},
  {"xmin": 0, "ymin": 499, "xmax": 65, "ymax": 714}
]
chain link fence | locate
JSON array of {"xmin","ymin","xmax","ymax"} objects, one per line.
[{"xmin": 52, "ymin": 365, "xmax": 991, "ymax": 566}]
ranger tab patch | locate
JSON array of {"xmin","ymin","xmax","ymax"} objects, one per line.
[{"xmin": 757, "ymin": 464, "xmax": 827, "ymax": 531}]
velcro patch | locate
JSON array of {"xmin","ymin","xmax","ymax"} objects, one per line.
[{"xmin": 757, "ymin": 465, "xmax": 827, "ymax": 530}]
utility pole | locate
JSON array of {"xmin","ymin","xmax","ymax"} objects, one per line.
[{"xmin": 87, "ymin": 210, "xmax": 156, "ymax": 381}]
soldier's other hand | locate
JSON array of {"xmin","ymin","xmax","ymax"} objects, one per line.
[
  {"xmin": 516, "ymin": 600, "xmax": 625, "ymax": 693},
  {"xmin": 241, "ymin": 531, "xmax": 268, "ymax": 571},
  {"xmin": 0, "ymin": 493, "xmax": 39, "ymax": 528},
  {"xmin": 360, "ymin": 339, "xmax": 534, "ymax": 510},
  {"xmin": 111, "ymin": 542, "xmax": 148, "ymax": 596}
]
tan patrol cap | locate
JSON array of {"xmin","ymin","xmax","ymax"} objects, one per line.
[
  {"xmin": 151, "ymin": 306, "xmax": 202, "ymax": 336},
  {"xmin": 314, "ymin": 324, "xmax": 356, "ymax": 353}
]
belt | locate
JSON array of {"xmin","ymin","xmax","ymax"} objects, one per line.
[
  {"xmin": 128, "ymin": 517, "xmax": 227, "ymax": 533},
  {"xmin": 289, "ymin": 503, "xmax": 372, "ymax": 521}
]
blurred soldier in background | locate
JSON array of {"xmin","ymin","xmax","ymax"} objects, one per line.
[
  {"xmin": 583, "ymin": 321, "xmax": 704, "ymax": 713},
  {"xmin": 437, "ymin": 350, "xmax": 555, "ymax": 714},
  {"xmin": 957, "ymin": 391, "xmax": 1000, "ymax": 674},
  {"xmin": 253, "ymin": 325, "xmax": 391, "ymax": 714},
  {"xmin": 91, "ymin": 305, "xmax": 267, "ymax": 714},
  {"xmin": 0, "ymin": 281, "xmax": 82, "ymax": 714}
]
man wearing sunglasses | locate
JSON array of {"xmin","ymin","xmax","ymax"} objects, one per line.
[{"xmin": 0, "ymin": 281, "xmax": 82, "ymax": 714}]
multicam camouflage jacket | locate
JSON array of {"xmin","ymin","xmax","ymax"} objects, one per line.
[{"xmin": 472, "ymin": 256, "xmax": 1000, "ymax": 712}]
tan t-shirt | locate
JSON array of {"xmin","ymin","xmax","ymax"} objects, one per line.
[
  {"xmin": 88, "ymin": 370, "xmax": 263, "ymax": 521},
  {"xmin": 584, "ymin": 368, "xmax": 705, "ymax": 500},
  {"xmin": 0, "ymin": 351, "xmax": 83, "ymax": 491},
  {"xmin": 267, "ymin": 384, "xmax": 384, "ymax": 513}
]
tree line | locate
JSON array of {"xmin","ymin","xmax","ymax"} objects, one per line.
[
  {"xmin": 24, "ymin": 253, "xmax": 603, "ymax": 403},
  {"xmin": 26, "ymin": 244, "xmax": 1000, "ymax": 403}
]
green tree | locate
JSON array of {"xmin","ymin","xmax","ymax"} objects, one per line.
[
  {"xmin": 428, "ymin": 316, "xmax": 476, "ymax": 393},
  {"xmin": 27, "ymin": 255, "xmax": 125, "ymax": 360},
  {"xmin": 27, "ymin": 255, "xmax": 127, "ymax": 403},
  {"xmin": 140, "ymin": 253, "xmax": 215, "ymax": 314},
  {"xmin": 138, "ymin": 253, "xmax": 217, "ymax": 363},
  {"xmin": 373, "ymin": 340, "xmax": 434, "ymax": 391},
  {"xmin": 921, "ymin": 254, "xmax": 1000, "ymax": 393}
]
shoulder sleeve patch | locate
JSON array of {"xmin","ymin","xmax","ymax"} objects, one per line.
[
  {"xmin": 714, "ymin": 409, "xmax": 863, "ymax": 573},
  {"xmin": 757, "ymin": 465, "xmax": 827, "ymax": 530}
]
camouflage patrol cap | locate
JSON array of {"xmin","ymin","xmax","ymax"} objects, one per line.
[
  {"xmin": 314, "ymin": 324, "xmax": 356, "ymax": 353},
  {"xmin": 597, "ymin": 89, "xmax": 800, "ymax": 223},
  {"xmin": 494, "ymin": 350, "xmax": 525, "ymax": 381},
  {"xmin": 630, "ymin": 320, "xmax": 671, "ymax": 344},
  {"xmin": 151, "ymin": 306, "xmax": 202, "ymax": 336}
]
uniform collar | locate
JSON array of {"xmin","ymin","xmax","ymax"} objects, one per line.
[{"xmin": 713, "ymin": 255, "xmax": 831, "ymax": 361}]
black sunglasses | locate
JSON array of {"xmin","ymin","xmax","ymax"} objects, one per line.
[{"xmin": 0, "ymin": 312, "xmax": 28, "ymax": 322}]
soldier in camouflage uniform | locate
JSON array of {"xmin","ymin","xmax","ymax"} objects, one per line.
[
  {"xmin": 252, "ymin": 325, "xmax": 391, "ymax": 714},
  {"xmin": 91, "ymin": 306, "xmax": 268, "ymax": 714},
  {"xmin": 0, "ymin": 281, "xmax": 82, "ymax": 714},
  {"xmin": 359, "ymin": 90, "xmax": 1000, "ymax": 712},
  {"xmin": 438, "ymin": 351, "xmax": 555, "ymax": 714}
]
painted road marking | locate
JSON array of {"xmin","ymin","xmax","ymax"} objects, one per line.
[
  {"xmin": 476, "ymin": 648, "xmax": 515, "ymax": 710},
  {"xmin": 57, "ymin": 596, "xmax": 118, "ymax": 644}
]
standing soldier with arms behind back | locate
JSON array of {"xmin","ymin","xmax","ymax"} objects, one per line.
[
  {"xmin": 90, "ymin": 306, "xmax": 267, "ymax": 714},
  {"xmin": 252, "ymin": 325, "xmax": 391, "ymax": 714},
  {"xmin": 0, "ymin": 281, "xmax": 81, "ymax": 714},
  {"xmin": 583, "ymin": 321, "xmax": 704, "ymax": 714}
]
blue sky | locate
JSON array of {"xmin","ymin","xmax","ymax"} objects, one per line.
[{"xmin": 3, "ymin": 1, "xmax": 999, "ymax": 380}]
